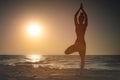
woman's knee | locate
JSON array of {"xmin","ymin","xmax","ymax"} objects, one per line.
[
  {"xmin": 65, "ymin": 49, "xmax": 73, "ymax": 55},
  {"xmin": 65, "ymin": 45, "xmax": 76, "ymax": 55}
]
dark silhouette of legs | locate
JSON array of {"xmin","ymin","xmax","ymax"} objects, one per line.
[
  {"xmin": 65, "ymin": 41, "xmax": 86, "ymax": 74},
  {"xmin": 65, "ymin": 43, "xmax": 86, "ymax": 70}
]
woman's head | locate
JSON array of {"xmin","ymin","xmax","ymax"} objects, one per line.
[{"xmin": 79, "ymin": 13, "xmax": 84, "ymax": 23}]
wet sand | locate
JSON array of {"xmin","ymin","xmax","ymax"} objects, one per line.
[{"xmin": 0, "ymin": 65, "xmax": 120, "ymax": 80}]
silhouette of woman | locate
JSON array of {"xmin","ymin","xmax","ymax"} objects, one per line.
[{"xmin": 65, "ymin": 3, "xmax": 88, "ymax": 73}]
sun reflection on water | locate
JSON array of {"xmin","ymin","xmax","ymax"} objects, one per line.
[{"xmin": 26, "ymin": 54, "xmax": 42, "ymax": 63}]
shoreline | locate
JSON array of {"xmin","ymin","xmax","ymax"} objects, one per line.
[{"xmin": 0, "ymin": 65, "xmax": 120, "ymax": 80}]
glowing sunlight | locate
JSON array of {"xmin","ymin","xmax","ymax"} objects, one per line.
[{"xmin": 27, "ymin": 22, "xmax": 43, "ymax": 37}]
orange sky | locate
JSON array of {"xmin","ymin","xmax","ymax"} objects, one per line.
[{"xmin": 0, "ymin": 0, "xmax": 120, "ymax": 55}]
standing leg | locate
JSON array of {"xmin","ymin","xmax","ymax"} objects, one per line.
[{"xmin": 79, "ymin": 50, "xmax": 85, "ymax": 74}]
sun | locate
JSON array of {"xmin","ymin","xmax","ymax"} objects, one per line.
[{"xmin": 27, "ymin": 23, "xmax": 43, "ymax": 37}]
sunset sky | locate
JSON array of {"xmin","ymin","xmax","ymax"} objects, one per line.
[{"xmin": 0, "ymin": 0, "xmax": 120, "ymax": 55}]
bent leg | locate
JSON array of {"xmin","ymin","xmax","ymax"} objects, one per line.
[{"xmin": 65, "ymin": 44, "xmax": 76, "ymax": 55}]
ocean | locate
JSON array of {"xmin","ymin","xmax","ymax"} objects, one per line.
[{"xmin": 0, "ymin": 55, "xmax": 120, "ymax": 70}]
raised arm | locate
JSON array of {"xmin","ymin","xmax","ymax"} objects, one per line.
[
  {"xmin": 81, "ymin": 6, "xmax": 88, "ymax": 26},
  {"xmin": 74, "ymin": 7, "xmax": 80, "ymax": 25}
]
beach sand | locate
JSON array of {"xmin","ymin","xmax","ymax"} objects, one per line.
[{"xmin": 0, "ymin": 65, "xmax": 120, "ymax": 80}]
